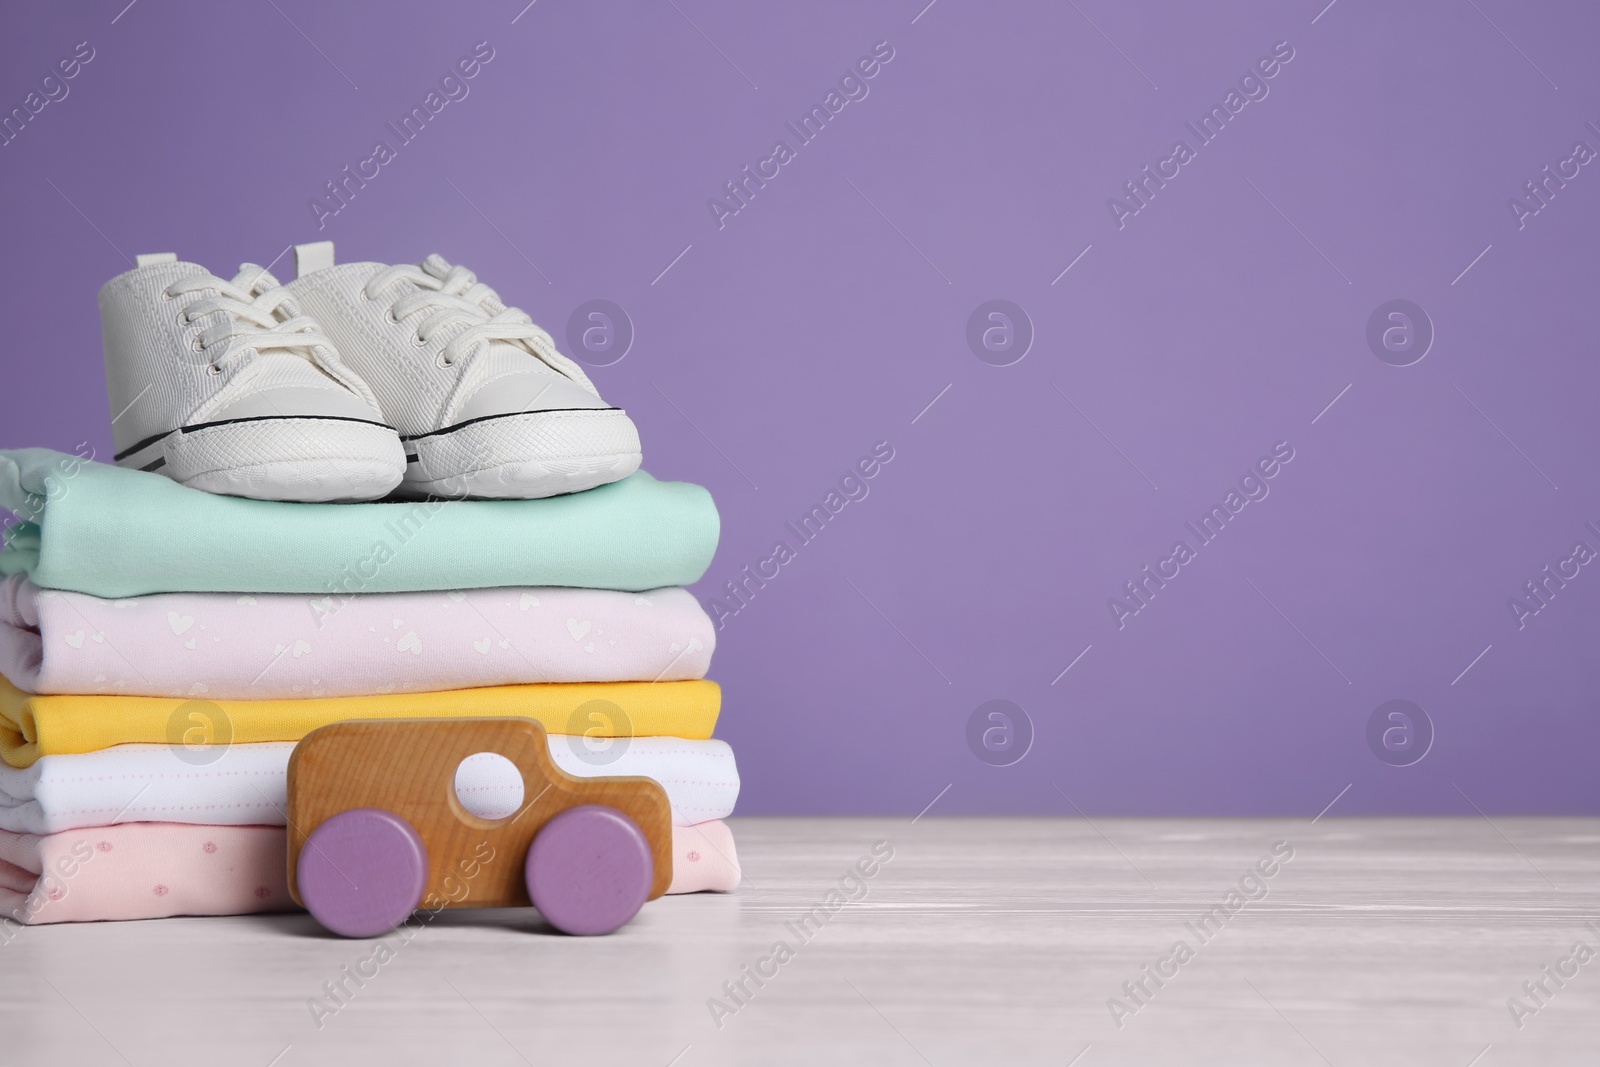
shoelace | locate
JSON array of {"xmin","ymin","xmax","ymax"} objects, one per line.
[
  {"xmin": 166, "ymin": 266, "xmax": 337, "ymax": 373},
  {"xmin": 362, "ymin": 255, "xmax": 600, "ymax": 395}
]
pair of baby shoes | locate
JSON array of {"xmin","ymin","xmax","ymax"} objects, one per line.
[{"xmin": 99, "ymin": 242, "xmax": 639, "ymax": 502}]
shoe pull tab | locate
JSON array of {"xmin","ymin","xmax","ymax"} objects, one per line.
[
  {"xmin": 135, "ymin": 253, "xmax": 177, "ymax": 267},
  {"xmin": 294, "ymin": 241, "xmax": 335, "ymax": 278}
]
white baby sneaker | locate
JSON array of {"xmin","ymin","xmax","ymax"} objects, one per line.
[
  {"xmin": 286, "ymin": 242, "xmax": 642, "ymax": 500},
  {"xmin": 100, "ymin": 254, "xmax": 406, "ymax": 502}
]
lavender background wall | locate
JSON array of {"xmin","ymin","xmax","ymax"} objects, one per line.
[{"xmin": 3, "ymin": 0, "xmax": 1597, "ymax": 816}]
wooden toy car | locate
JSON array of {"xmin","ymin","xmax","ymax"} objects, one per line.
[{"xmin": 285, "ymin": 717, "xmax": 672, "ymax": 937}]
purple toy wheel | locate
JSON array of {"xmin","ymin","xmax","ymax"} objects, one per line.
[
  {"xmin": 525, "ymin": 804, "xmax": 653, "ymax": 936},
  {"xmin": 298, "ymin": 808, "xmax": 428, "ymax": 938}
]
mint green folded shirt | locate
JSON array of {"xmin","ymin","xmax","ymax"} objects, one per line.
[{"xmin": 0, "ymin": 449, "xmax": 719, "ymax": 597}]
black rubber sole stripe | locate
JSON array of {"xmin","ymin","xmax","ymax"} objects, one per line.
[
  {"xmin": 400, "ymin": 407, "xmax": 624, "ymax": 442},
  {"xmin": 113, "ymin": 413, "xmax": 397, "ymax": 462},
  {"xmin": 114, "ymin": 429, "xmax": 175, "ymax": 462}
]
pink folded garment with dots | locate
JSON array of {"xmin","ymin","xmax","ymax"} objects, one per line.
[
  {"xmin": 0, "ymin": 575, "xmax": 713, "ymax": 700},
  {"xmin": 0, "ymin": 823, "xmax": 292, "ymax": 925},
  {"xmin": 668, "ymin": 820, "xmax": 742, "ymax": 894},
  {"xmin": 0, "ymin": 821, "xmax": 739, "ymax": 926}
]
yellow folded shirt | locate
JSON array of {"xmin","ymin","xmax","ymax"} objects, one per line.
[{"xmin": 0, "ymin": 677, "xmax": 719, "ymax": 768}]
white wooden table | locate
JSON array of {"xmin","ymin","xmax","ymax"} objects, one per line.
[{"xmin": 1, "ymin": 817, "xmax": 1595, "ymax": 1065}]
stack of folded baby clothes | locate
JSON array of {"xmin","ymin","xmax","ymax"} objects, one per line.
[
  {"xmin": 0, "ymin": 449, "xmax": 739, "ymax": 924},
  {"xmin": 0, "ymin": 246, "xmax": 740, "ymax": 926}
]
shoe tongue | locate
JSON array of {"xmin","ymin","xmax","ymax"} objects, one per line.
[
  {"xmin": 230, "ymin": 263, "xmax": 282, "ymax": 297},
  {"xmin": 411, "ymin": 255, "xmax": 573, "ymax": 385}
]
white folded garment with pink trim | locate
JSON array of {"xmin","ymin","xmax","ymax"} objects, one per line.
[
  {"xmin": 0, "ymin": 575, "xmax": 713, "ymax": 700},
  {"xmin": 0, "ymin": 819, "xmax": 741, "ymax": 926},
  {"xmin": 0, "ymin": 738, "xmax": 739, "ymax": 834}
]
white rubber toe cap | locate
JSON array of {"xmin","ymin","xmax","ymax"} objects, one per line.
[
  {"xmin": 452, "ymin": 370, "xmax": 610, "ymax": 423},
  {"xmin": 167, "ymin": 416, "xmax": 406, "ymax": 502},
  {"xmin": 404, "ymin": 407, "xmax": 641, "ymax": 500}
]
